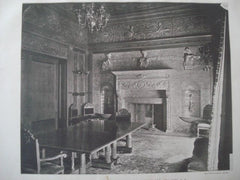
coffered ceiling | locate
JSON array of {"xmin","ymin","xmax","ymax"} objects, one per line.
[
  {"xmin": 60, "ymin": 2, "xmax": 179, "ymax": 16},
  {"xmin": 56, "ymin": 2, "xmax": 219, "ymax": 23}
]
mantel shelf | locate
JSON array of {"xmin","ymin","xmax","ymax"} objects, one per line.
[
  {"xmin": 125, "ymin": 97, "xmax": 163, "ymax": 104},
  {"xmin": 112, "ymin": 69, "xmax": 175, "ymax": 79}
]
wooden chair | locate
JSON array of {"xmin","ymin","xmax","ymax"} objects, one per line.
[
  {"xmin": 21, "ymin": 129, "xmax": 67, "ymax": 174},
  {"xmin": 116, "ymin": 108, "xmax": 131, "ymax": 122},
  {"xmin": 31, "ymin": 119, "xmax": 56, "ymax": 134},
  {"xmin": 187, "ymin": 137, "xmax": 209, "ymax": 171}
]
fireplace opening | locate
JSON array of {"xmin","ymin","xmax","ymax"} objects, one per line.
[
  {"xmin": 112, "ymin": 69, "xmax": 172, "ymax": 133},
  {"xmin": 154, "ymin": 103, "xmax": 167, "ymax": 132},
  {"xmin": 126, "ymin": 90, "xmax": 167, "ymax": 132}
]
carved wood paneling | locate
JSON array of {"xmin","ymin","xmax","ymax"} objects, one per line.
[
  {"xmin": 23, "ymin": 4, "xmax": 88, "ymax": 49},
  {"xmin": 22, "ymin": 32, "xmax": 68, "ymax": 59},
  {"xmin": 90, "ymin": 15, "xmax": 211, "ymax": 44}
]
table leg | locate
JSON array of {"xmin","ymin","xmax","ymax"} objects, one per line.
[
  {"xmin": 112, "ymin": 141, "xmax": 117, "ymax": 160},
  {"xmin": 91, "ymin": 151, "xmax": 98, "ymax": 160},
  {"xmin": 41, "ymin": 148, "xmax": 46, "ymax": 158},
  {"xmin": 71, "ymin": 152, "xmax": 76, "ymax": 170},
  {"xmin": 105, "ymin": 145, "xmax": 111, "ymax": 163},
  {"xmin": 79, "ymin": 153, "xmax": 86, "ymax": 174},
  {"xmin": 126, "ymin": 133, "xmax": 132, "ymax": 148}
]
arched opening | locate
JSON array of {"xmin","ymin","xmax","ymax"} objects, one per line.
[{"xmin": 101, "ymin": 84, "xmax": 114, "ymax": 114}]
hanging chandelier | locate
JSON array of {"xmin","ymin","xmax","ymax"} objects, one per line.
[{"xmin": 74, "ymin": 3, "xmax": 110, "ymax": 33}]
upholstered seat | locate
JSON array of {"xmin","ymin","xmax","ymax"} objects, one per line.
[
  {"xmin": 187, "ymin": 137, "xmax": 209, "ymax": 171},
  {"xmin": 197, "ymin": 104, "xmax": 212, "ymax": 137}
]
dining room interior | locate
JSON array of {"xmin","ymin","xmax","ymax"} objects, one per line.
[{"xmin": 20, "ymin": 2, "xmax": 232, "ymax": 174}]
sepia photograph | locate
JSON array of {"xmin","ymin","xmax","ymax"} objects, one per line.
[{"xmin": 0, "ymin": 0, "xmax": 239, "ymax": 179}]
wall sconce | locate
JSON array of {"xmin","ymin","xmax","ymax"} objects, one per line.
[
  {"xmin": 69, "ymin": 92, "xmax": 90, "ymax": 96},
  {"xmin": 72, "ymin": 69, "xmax": 90, "ymax": 75}
]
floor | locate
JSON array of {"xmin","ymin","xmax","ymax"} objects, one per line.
[{"xmin": 86, "ymin": 128, "xmax": 196, "ymax": 174}]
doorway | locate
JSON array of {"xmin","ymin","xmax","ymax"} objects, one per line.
[{"xmin": 21, "ymin": 51, "xmax": 67, "ymax": 132}]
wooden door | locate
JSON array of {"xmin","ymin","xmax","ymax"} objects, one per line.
[{"xmin": 21, "ymin": 51, "xmax": 67, "ymax": 133}]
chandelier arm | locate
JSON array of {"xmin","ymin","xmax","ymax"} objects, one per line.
[{"xmin": 74, "ymin": 3, "xmax": 110, "ymax": 33}]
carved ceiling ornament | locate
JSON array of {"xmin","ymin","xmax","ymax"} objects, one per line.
[
  {"xmin": 125, "ymin": 25, "xmax": 135, "ymax": 40},
  {"xmin": 91, "ymin": 15, "xmax": 210, "ymax": 44},
  {"xmin": 154, "ymin": 21, "xmax": 170, "ymax": 36}
]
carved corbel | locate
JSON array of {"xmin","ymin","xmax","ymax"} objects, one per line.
[
  {"xmin": 137, "ymin": 50, "xmax": 149, "ymax": 69},
  {"xmin": 101, "ymin": 52, "xmax": 112, "ymax": 72},
  {"xmin": 183, "ymin": 47, "xmax": 201, "ymax": 70}
]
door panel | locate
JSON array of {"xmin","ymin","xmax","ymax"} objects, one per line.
[
  {"xmin": 30, "ymin": 60, "xmax": 58, "ymax": 124},
  {"xmin": 21, "ymin": 51, "xmax": 67, "ymax": 133}
]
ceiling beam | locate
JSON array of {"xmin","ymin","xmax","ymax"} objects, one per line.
[{"xmin": 89, "ymin": 34, "xmax": 213, "ymax": 53}]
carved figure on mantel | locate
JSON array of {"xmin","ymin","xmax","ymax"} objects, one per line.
[
  {"xmin": 183, "ymin": 47, "xmax": 201, "ymax": 70},
  {"xmin": 102, "ymin": 53, "xmax": 112, "ymax": 72},
  {"xmin": 137, "ymin": 50, "xmax": 149, "ymax": 69}
]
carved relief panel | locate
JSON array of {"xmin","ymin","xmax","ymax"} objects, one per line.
[
  {"xmin": 23, "ymin": 5, "xmax": 87, "ymax": 47},
  {"xmin": 183, "ymin": 90, "xmax": 201, "ymax": 117},
  {"xmin": 182, "ymin": 82, "xmax": 201, "ymax": 117},
  {"xmin": 119, "ymin": 79, "xmax": 169, "ymax": 90},
  {"xmin": 90, "ymin": 15, "xmax": 211, "ymax": 43}
]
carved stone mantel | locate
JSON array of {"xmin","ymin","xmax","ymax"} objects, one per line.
[
  {"xmin": 112, "ymin": 69, "xmax": 174, "ymax": 132},
  {"xmin": 112, "ymin": 69, "xmax": 171, "ymax": 79}
]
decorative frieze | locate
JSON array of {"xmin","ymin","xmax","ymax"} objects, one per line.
[
  {"xmin": 119, "ymin": 79, "xmax": 169, "ymax": 90},
  {"xmin": 22, "ymin": 32, "xmax": 68, "ymax": 59},
  {"xmin": 23, "ymin": 5, "xmax": 88, "ymax": 48},
  {"xmin": 90, "ymin": 15, "xmax": 211, "ymax": 44},
  {"xmin": 89, "ymin": 35, "xmax": 212, "ymax": 53}
]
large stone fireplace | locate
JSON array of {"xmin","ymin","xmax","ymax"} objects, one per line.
[{"xmin": 112, "ymin": 69, "xmax": 173, "ymax": 132}]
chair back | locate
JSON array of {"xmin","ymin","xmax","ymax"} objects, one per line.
[
  {"xmin": 202, "ymin": 104, "xmax": 213, "ymax": 121},
  {"xmin": 116, "ymin": 108, "xmax": 131, "ymax": 121},
  {"xmin": 31, "ymin": 119, "xmax": 56, "ymax": 134},
  {"xmin": 21, "ymin": 129, "xmax": 40, "ymax": 173},
  {"xmin": 83, "ymin": 103, "xmax": 95, "ymax": 116}
]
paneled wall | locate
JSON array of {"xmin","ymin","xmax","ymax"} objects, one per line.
[
  {"xmin": 91, "ymin": 47, "xmax": 213, "ymax": 134},
  {"xmin": 89, "ymin": 4, "xmax": 223, "ymax": 134},
  {"xmin": 21, "ymin": 4, "xmax": 88, "ymax": 129},
  {"xmin": 21, "ymin": 3, "xmax": 222, "ymax": 135}
]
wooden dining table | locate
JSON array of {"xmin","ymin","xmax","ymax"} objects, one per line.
[{"xmin": 36, "ymin": 119, "xmax": 146, "ymax": 174}]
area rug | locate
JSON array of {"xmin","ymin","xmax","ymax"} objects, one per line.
[{"xmin": 87, "ymin": 128, "xmax": 196, "ymax": 174}]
